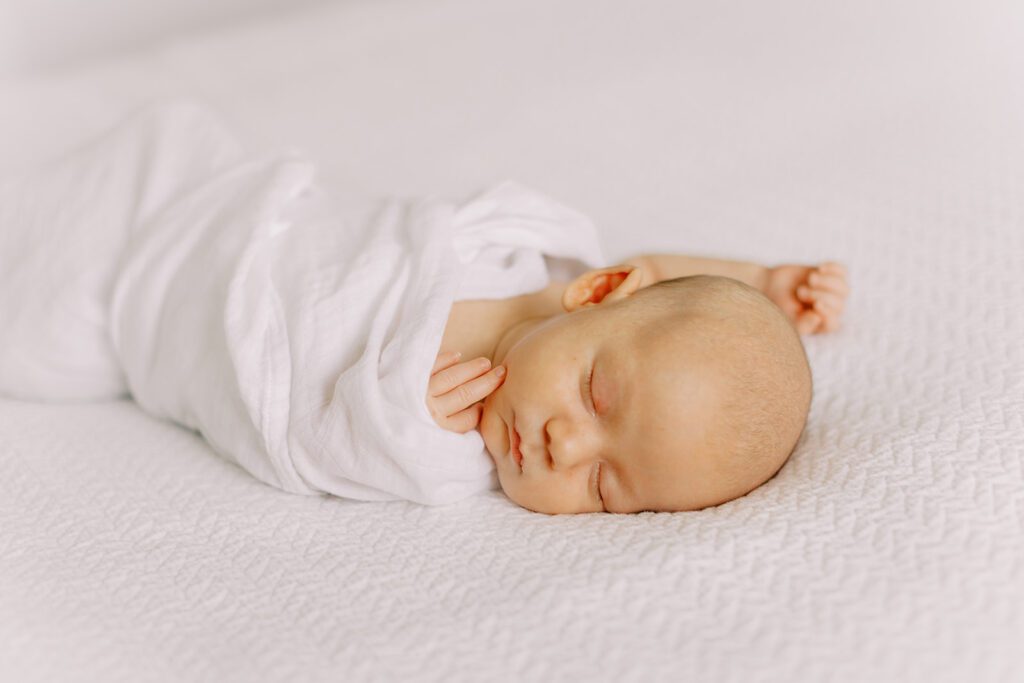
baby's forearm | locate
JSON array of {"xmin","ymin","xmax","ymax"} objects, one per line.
[{"xmin": 625, "ymin": 253, "xmax": 769, "ymax": 292}]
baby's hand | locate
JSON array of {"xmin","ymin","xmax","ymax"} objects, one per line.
[
  {"xmin": 426, "ymin": 351, "xmax": 506, "ymax": 433},
  {"xmin": 762, "ymin": 261, "xmax": 849, "ymax": 334}
]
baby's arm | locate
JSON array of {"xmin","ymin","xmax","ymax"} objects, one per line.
[
  {"xmin": 625, "ymin": 254, "xmax": 768, "ymax": 290},
  {"xmin": 625, "ymin": 253, "xmax": 849, "ymax": 334}
]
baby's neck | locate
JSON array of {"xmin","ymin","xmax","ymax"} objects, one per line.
[{"xmin": 439, "ymin": 281, "xmax": 566, "ymax": 365}]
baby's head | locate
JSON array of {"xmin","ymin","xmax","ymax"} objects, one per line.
[{"xmin": 478, "ymin": 266, "xmax": 812, "ymax": 514}]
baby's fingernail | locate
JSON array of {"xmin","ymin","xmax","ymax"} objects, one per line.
[{"xmin": 494, "ymin": 366, "xmax": 506, "ymax": 377}]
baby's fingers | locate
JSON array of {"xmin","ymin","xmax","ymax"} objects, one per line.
[
  {"xmin": 819, "ymin": 261, "xmax": 848, "ymax": 278},
  {"xmin": 809, "ymin": 268, "xmax": 850, "ymax": 297},
  {"xmin": 797, "ymin": 287, "xmax": 845, "ymax": 316},
  {"xmin": 431, "ymin": 350, "xmax": 463, "ymax": 374},
  {"xmin": 429, "ymin": 356, "xmax": 492, "ymax": 396},
  {"xmin": 432, "ymin": 365, "xmax": 507, "ymax": 417},
  {"xmin": 795, "ymin": 299, "xmax": 842, "ymax": 335},
  {"xmin": 441, "ymin": 404, "xmax": 484, "ymax": 434},
  {"xmin": 820, "ymin": 312, "xmax": 841, "ymax": 333},
  {"xmin": 796, "ymin": 310, "xmax": 822, "ymax": 335}
]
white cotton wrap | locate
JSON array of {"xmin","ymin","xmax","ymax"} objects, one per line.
[{"xmin": 0, "ymin": 102, "xmax": 605, "ymax": 504}]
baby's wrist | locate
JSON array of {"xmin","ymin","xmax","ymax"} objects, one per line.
[{"xmin": 752, "ymin": 264, "xmax": 770, "ymax": 293}]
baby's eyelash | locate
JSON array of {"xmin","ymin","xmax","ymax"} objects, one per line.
[
  {"xmin": 594, "ymin": 463, "xmax": 604, "ymax": 505},
  {"xmin": 584, "ymin": 364, "xmax": 595, "ymax": 413}
]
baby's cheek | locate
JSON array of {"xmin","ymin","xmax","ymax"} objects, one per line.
[{"xmin": 477, "ymin": 402, "xmax": 503, "ymax": 459}]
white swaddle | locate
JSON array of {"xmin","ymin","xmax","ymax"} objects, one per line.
[{"xmin": 0, "ymin": 102, "xmax": 605, "ymax": 504}]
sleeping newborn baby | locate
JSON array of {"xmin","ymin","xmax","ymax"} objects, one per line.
[
  {"xmin": 431, "ymin": 260, "xmax": 848, "ymax": 513},
  {"xmin": 0, "ymin": 101, "xmax": 849, "ymax": 514}
]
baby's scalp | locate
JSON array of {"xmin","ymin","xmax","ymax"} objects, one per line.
[{"xmin": 623, "ymin": 275, "xmax": 813, "ymax": 502}]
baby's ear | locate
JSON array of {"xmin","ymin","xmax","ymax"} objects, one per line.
[{"xmin": 562, "ymin": 265, "xmax": 645, "ymax": 312}]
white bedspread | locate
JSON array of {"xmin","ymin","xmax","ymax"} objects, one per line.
[{"xmin": 1, "ymin": 0, "xmax": 1022, "ymax": 681}]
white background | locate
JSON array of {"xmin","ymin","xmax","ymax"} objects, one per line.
[{"xmin": 0, "ymin": 0, "xmax": 332, "ymax": 76}]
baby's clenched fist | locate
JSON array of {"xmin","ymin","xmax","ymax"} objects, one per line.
[
  {"xmin": 426, "ymin": 350, "xmax": 506, "ymax": 433},
  {"xmin": 762, "ymin": 261, "xmax": 849, "ymax": 334}
]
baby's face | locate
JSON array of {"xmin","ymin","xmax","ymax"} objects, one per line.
[{"xmin": 479, "ymin": 301, "xmax": 755, "ymax": 514}]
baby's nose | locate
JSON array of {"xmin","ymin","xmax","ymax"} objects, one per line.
[{"xmin": 546, "ymin": 419, "xmax": 597, "ymax": 470}]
